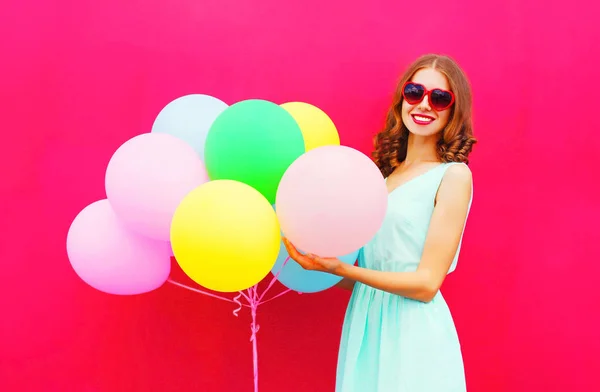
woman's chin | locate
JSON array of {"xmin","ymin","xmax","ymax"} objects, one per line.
[{"xmin": 406, "ymin": 126, "xmax": 442, "ymax": 138}]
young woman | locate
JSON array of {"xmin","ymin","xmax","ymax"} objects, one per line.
[{"xmin": 283, "ymin": 54, "xmax": 476, "ymax": 392}]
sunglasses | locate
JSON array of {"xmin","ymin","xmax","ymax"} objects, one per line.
[{"xmin": 402, "ymin": 82, "xmax": 455, "ymax": 111}]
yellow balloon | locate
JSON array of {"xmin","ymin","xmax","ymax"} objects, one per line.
[
  {"xmin": 281, "ymin": 102, "xmax": 340, "ymax": 151},
  {"xmin": 170, "ymin": 180, "xmax": 281, "ymax": 292}
]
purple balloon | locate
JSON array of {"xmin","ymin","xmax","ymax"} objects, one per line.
[
  {"xmin": 105, "ymin": 133, "xmax": 209, "ymax": 241},
  {"xmin": 66, "ymin": 199, "xmax": 171, "ymax": 295}
]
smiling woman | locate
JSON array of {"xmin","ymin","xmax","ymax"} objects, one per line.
[
  {"xmin": 284, "ymin": 53, "xmax": 476, "ymax": 392},
  {"xmin": 374, "ymin": 54, "xmax": 476, "ymax": 178}
]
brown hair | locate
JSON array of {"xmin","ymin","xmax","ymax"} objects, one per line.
[{"xmin": 372, "ymin": 54, "xmax": 477, "ymax": 178}]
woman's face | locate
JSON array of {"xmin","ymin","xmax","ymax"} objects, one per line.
[{"xmin": 401, "ymin": 68, "xmax": 453, "ymax": 138}]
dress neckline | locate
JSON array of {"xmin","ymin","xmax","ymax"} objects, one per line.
[{"xmin": 386, "ymin": 163, "xmax": 446, "ymax": 196}]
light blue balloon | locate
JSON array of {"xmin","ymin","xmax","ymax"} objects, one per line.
[
  {"xmin": 271, "ymin": 241, "xmax": 360, "ymax": 293},
  {"xmin": 151, "ymin": 94, "xmax": 228, "ymax": 160}
]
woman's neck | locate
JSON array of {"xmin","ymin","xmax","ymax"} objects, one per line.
[{"xmin": 403, "ymin": 133, "xmax": 440, "ymax": 165}]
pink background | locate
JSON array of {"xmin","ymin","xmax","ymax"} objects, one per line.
[{"xmin": 1, "ymin": 1, "xmax": 598, "ymax": 391}]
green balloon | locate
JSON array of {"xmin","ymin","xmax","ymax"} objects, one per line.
[{"xmin": 204, "ymin": 99, "xmax": 306, "ymax": 204}]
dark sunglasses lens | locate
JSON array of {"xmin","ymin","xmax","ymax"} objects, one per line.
[
  {"xmin": 403, "ymin": 83, "xmax": 424, "ymax": 103},
  {"xmin": 430, "ymin": 89, "xmax": 453, "ymax": 110}
]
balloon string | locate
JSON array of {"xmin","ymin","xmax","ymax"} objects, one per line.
[
  {"xmin": 247, "ymin": 286, "xmax": 261, "ymax": 340},
  {"xmin": 167, "ymin": 279, "xmax": 249, "ymax": 307},
  {"xmin": 258, "ymin": 256, "xmax": 290, "ymax": 302},
  {"xmin": 258, "ymin": 288, "xmax": 297, "ymax": 305},
  {"xmin": 245, "ymin": 286, "xmax": 260, "ymax": 392},
  {"xmin": 232, "ymin": 292, "xmax": 243, "ymax": 317},
  {"xmin": 238, "ymin": 289, "xmax": 252, "ymax": 303},
  {"xmin": 168, "ymin": 256, "xmax": 299, "ymax": 392}
]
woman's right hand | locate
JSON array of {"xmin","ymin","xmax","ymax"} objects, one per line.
[{"xmin": 282, "ymin": 238, "xmax": 342, "ymax": 274}]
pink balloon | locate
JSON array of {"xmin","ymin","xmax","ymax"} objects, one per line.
[
  {"xmin": 105, "ymin": 133, "xmax": 209, "ymax": 241},
  {"xmin": 66, "ymin": 199, "xmax": 171, "ymax": 295},
  {"xmin": 275, "ymin": 145, "xmax": 388, "ymax": 257}
]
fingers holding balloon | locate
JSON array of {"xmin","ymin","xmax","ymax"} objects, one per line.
[
  {"xmin": 283, "ymin": 237, "xmax": 317, "ymax": 270},
  {"xmin": 282, "ymin": 237, "xmax": 299, "ymax": 258},
  {"xmin": 307, "ymin": 254, "xmax": 343, "ymax": 274}
]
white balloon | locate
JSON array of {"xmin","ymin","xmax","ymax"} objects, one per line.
[{"xmin": 151, "ymin": 94, "xmax": 228, "ymax": 160}]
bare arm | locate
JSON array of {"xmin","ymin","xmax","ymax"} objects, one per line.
[
  {"xmin": 334, "ymin": 164, "xmax": 472, "ymax": 302},
  {"xmin": 335, "ymin": 278, "xmax": 356, "ymax": 291},
  {"xmin": 336, "ymin": 253, "xmax": 360, "ymax": 290},
  {"xmin": 284, "ymin": 164, "xmax": 473, "ymax": 302}
]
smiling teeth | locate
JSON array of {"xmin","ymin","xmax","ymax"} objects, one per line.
[{"xmin": 414, "ymin": 115, "xmax": 433, "ymax": 122}]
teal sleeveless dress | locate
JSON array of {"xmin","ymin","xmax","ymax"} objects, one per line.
[{"xmin": 336, "ymin": 162, "xmax": 471, "ymax": 392}]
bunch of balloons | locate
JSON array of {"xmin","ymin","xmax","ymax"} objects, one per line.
[{"xmin": 66, "ymin": 94, "xmax": 388, "ymax": 296}]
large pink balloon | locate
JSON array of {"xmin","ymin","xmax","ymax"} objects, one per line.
[
  {"xmin": 105, "ymin": 133, "xmax": 209, "ymax": 241},
  {"xmin": 275, "ymin": 145, "xmax": 388, "ymax": 257},
  {"xmin": 66, "ymin": 199, "xmax": 171, "ymax": 295}
]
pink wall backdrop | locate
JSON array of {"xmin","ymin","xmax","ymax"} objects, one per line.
[{"xmin": 1, "ymin": 1, "xmax": 598, "ymax": 391}]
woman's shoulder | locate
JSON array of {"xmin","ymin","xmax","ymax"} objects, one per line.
[
  {"xmin": 441, "ymin": 162, "xmax": 473, "ymax": 191},
  {"xmin": 445, "ymin": 162, "xmax": 472, "ymax": 176}
]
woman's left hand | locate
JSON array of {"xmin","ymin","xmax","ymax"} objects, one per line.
[{"xmin": 282, "ymin": 237, "xmax": 342, "ymax": 274}]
